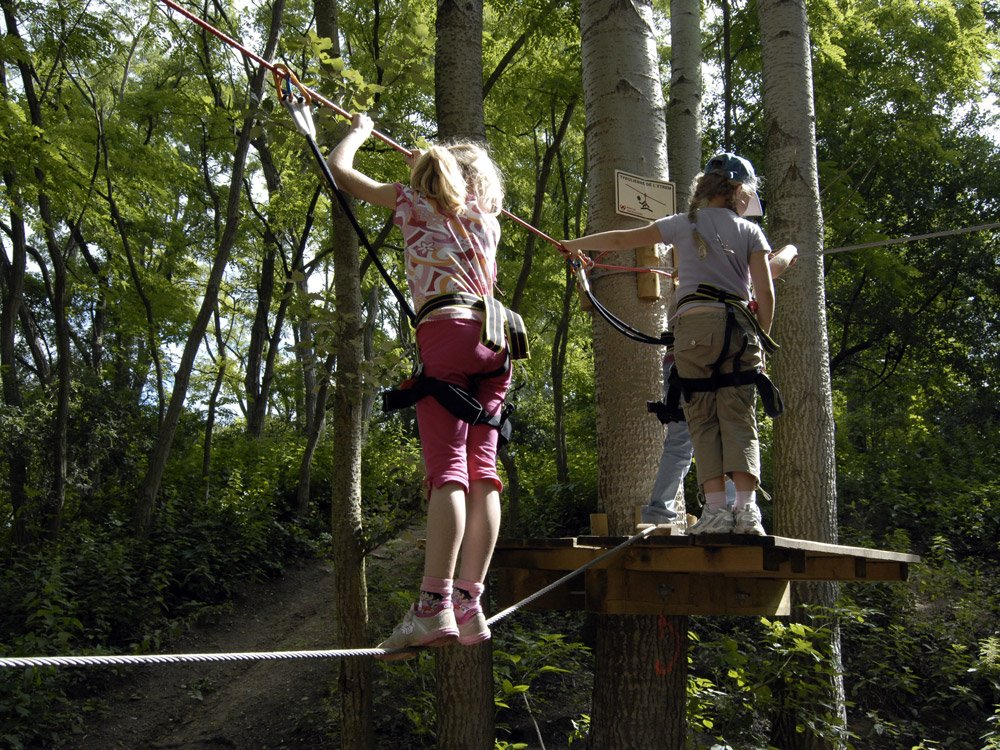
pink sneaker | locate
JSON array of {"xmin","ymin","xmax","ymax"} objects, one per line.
[
  {"xmin": 455, "ymin": 607, "xmax": 491, "ymax": 646},
  {"xmin": 376, "ymin": 605, "xmax": 458, "ymax": 660}
]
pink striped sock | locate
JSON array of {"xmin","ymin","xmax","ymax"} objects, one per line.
[
  {"xmin": 452, "ymin": 579, "xmax": 484, "ymax": 621},
  {"xmin": 417, "ymin": 577, "xmax": 453, "ymax": 616}
]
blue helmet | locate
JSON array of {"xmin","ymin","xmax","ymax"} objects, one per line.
[
  {"xmin": 704, "ymin": 152, "xmax": 762, "ymax": 216},
  {"xmin": 704, "ymin": 152, "xmax": 757, "ymax": 184}
]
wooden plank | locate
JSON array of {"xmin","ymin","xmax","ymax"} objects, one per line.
[
  {"xmin": 498, "ymin": 534, "xmax": 920, "ymax": 564},
  {"xmin": 585, "ymin": 570, "xmax": 790, "ymax": 616},
  {"xmin": 494, "ymin": 567, "xmax": 585, "ymax": 612}
]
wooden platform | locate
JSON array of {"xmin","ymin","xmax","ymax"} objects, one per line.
[{"xmin": 493, "ymin": 534, "xmax": 920, "ymax": 617}]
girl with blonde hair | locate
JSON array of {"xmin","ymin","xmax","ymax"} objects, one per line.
[{"xmin": 328, "ymin": 113, "xmax": 516, "ymax": 656}]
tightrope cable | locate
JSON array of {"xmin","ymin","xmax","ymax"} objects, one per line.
[
  {"xmin": 486, "ymin": 524, "xmax": 656, "ymax": 627},
  {"xmin": 0, "ymin": 527, "xmax": 656, "ymax": 669}
]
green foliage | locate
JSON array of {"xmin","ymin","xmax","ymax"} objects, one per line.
[
  {"xmin": 840, "ymin": 546, "xmax": 1000, "ymax": 749},
  {"xmin": 687, "ymin": 613, "xmax": 851, "ymax": 749},
  {"xmin": 0, "ymin": 488, "xmax": 325, "ymax": 748}
]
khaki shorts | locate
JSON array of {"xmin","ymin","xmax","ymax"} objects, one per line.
[{"xmin": 673, "ymin": 309, "xmax": 761, "ymax": 485}]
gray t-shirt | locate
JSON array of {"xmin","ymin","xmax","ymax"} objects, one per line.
[{"xmin": 655, "ymin": 207, "xmax": 771, "ymax": 315}]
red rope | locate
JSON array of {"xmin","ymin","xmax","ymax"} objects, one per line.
[{"xmin": 159, "ymin": 0, "xmax": 670, "ymax": 279}]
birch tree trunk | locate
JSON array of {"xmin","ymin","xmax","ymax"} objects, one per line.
[
  {"xmin": 667, "ymin": 0, "xmax": 702, "ymax": 209},
  {"xmin": 579, "ymin": 0, "xmax": 685, "ymax": 745},
  {"xmin": 759, "ymin": 0, "xmax": 845, "ymax": 746}
]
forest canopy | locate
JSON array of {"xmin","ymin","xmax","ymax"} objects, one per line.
[{"xmin": 1, "ymin": 0, "xmax": 999, "ymax": 747}]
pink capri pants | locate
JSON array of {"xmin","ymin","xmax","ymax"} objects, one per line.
[{"xmin": 415, "ymin": 318, "xmax": 512, "ymax": 494}]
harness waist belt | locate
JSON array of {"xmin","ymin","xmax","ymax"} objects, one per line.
[
  {"xmin": 676, "ymin": 283, "xmax": 779, "ymax": 355},
  {"xmin": 415, "ymin": 292, "xmax": 530, "ymax": 360},
  {"xmin": 678, "ymin": 369, "xmax": 784, "ymax": 418},
  {"xmin": 381, "ymin": 375, "xmax": 514, "ymax": 447}
]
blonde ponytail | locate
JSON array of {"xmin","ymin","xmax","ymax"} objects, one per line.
[{"xmin": 687, "ymin": 172, "xmax": 742, "ymax": 258}]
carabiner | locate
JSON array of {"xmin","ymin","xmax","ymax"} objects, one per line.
[{"xmin": 272, "ymin": 63, "xmax": 312, "ymax": 106}]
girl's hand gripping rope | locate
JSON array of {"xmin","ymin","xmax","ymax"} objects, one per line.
[{"xmin": 556, "ymin": 240, "xmax": 593, "ymax": 268}]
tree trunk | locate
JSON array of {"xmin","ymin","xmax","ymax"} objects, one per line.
[
  {"xmin": 667, "ymin": 0, "xmax": 702, "ymax": 210},
  {"xmin": 329, "ymin": 201, "xmax": 374, "ymax": 750},
  {"xmin": 759, "ymin": 0, "xmax": 845, "ymax": 746},
  {"xmin": 0, "ymin": 175, "xmax": 34, "ymax": 551},
  {"xmin": 433, "ymin": 0, "xmax": 493, "ymax": 743},
  {"xmin": 435, "ymin": 641, "xmax": 494, "ymax": 747},
  {"xmin": 435, "ymin": 0, "xmax": 485, "ymax": 143},
  {"xmin": 579, "ymin": 0, "xmax": 684, "ymax": 746},
  {"xmin": 314, "ymin": 2, "xmax": 374, "ymax": 747},
  {"xmin": 551, "ymin": 265, "xmax": 573, "ymax": 484},
  {"xmin": 132, "ymin": 0, "xmax": 286, "ymax": 538},
  {"xmin": 590, "ymin": 614, "xmax": 688, "ymax": 749},
  {"xmin": 245, "ymin": 245, "xmax": 275, "ymax": 438}
]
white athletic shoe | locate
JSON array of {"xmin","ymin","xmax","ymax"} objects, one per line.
[
  {"xmin": 376, "ymin": 605, "xmax": 458, "ymax": 660},
  {"xmin": 687, "ymin": 506, "xmax": 736, "ymax": 535},
  {"xmin": 734, "ymin": 504, "xmax": 767, "ymax": 536}
]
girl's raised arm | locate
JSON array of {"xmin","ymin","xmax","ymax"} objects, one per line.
[
  {"xmin": 327, "ymin": 113, "xmax": 397, "ymax": 209},
  {"xmin": 561, "ymin": 222, "xmax": 664, "ymax": 261}
]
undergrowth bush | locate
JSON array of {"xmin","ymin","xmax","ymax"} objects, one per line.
[
  {"xmin": 0, "ymin": 492, "xmax": 324, "ymax": 749},
  {"xmin": 688, "ymin": 611, "xmax": 850, "ymax": 749},
  {"xmin": 840, "ymin": 537, "xmax": 1000, "ymax": 750}
]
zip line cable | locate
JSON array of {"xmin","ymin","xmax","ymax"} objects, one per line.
[
  {"xmin": 0, "ymin": 526, "xmax": 656, "ymax": 669},
  {"xmin": 823, "ymin": 222, "xmax": 1000, "ymax": 255}
]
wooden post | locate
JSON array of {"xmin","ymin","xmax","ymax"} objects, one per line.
[{"xmin": 636, "ymin": 245, "xmax": 660, "ymax": 300}]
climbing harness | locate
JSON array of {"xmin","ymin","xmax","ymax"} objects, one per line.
[
  {"xmin": 415, "ymin": 293, "xmax": 529, "ymax": 360},
  {"xmin": 382, "ymin": 359, "xmax": 517, "ymax": 447},
  {"xmin": 271, "ymin": 62, "xmax": 526, "ymax": 440},
  {"xmin": 0, "ymin": 526, "xmax": 657, "ymax": 668},
  {"xmin": 667, "ymin": 284, "xmax": 784, "ymax": 418},
  {"xmin": 380, "ymin": 292, "xmax": 531, "ymax": 447}
]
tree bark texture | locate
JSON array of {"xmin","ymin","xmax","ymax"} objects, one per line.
[
  {"xmin": 579, "ymin": 1, "xmax": 683, "ymax": 747},
  {"xmin": 667, "ymin": 0, "xmax": 702, "ymax": 210},
  {"xmin": 759, "ymin": 0, "xmax": 845, "ymax": 746},
  {"xmin": 330, "ymin": 203, "xmax": 374, "ymax": 748},
  {"xmin": 435, "ymin": 0, "xmax": 486, "ymax": 143},
  {"xmin": 580, "ymin": 0, "xmax": 668, "ymax": 537},
  {"xmin": 435, "ymin": 641, "xmax": 494, "ymax": 748},
  {"xmin": 590, "ymin": 614, "xmax": 688, "ymax": 749}
]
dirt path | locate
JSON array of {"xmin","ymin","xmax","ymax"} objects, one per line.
[{"xmin": 63, "ymin": 558, "xmax": 341, "ymax": 750}]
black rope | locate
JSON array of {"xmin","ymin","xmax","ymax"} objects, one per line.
[
  {"xmin": 302, "ymin": 133, "xmax": 416, "ymax": 325},
  {"xmin": 573, "ymin": 262, "xmax": 670, "ymax": 347}
]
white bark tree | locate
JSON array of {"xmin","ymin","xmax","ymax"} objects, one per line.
[
  {"xmin": 667, "ymin": 0, "xmax": 702, "ymax": 209},
  {"xmin": 759, "ymin": 0, "xmax": 845, "ymax": 746},
  {"xmin": 579, "ymin": 0, "xmax": 685, "ymax": 745},
  {"xmin": 433, "ymin": 3, "xmax": 494, "ymax": 747}
]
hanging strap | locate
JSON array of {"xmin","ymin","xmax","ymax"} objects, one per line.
[
  {"xmin": 571, "ymin": 261, "xmax": 673, "ymax": 347},
  {"xmin": 415, "ymin": 292, "xmax": 530, "ymax": 360}
]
